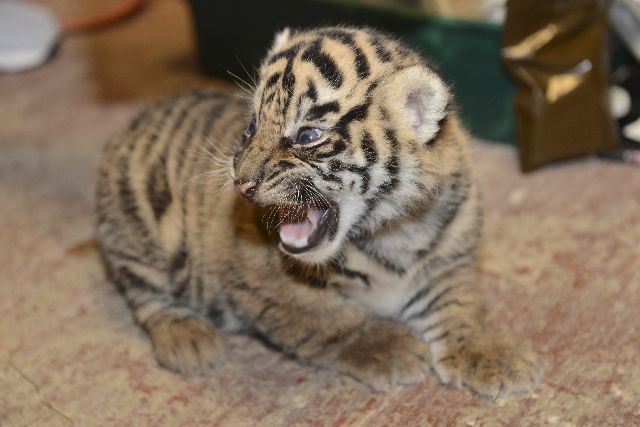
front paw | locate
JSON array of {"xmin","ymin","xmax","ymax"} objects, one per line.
[
  {"xmin": 329, "ymin": 320, "xmax": 431, "ymax": 392},
  {"xmin": 147, "ymin": 312, "xmax": 224, "ymax": 377},
  {"xmin": 431, "ymin": 330, "xmax": 543, "ymax": 399}
]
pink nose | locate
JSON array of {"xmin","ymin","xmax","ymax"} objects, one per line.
[{"xmin": 235, "ymin": 180, "xmax": 258, "ymax": 199}]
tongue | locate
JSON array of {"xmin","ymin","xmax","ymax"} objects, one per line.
[{"xmin": 279, "ymin": 206, "xmax": 322, "ymax": 249}]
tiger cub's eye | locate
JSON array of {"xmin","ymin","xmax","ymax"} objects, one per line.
[
  {"xmin": 297, "ymin": 127, "xmax": 323, "ymax": 144},
  {"xmin": 244, "ymin": 119, "xmax": 257, "ymax": 137}
]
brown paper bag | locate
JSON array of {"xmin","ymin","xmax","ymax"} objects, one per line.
[{"xmin": 503, "ymin": 0, "xmax": 617, "ymax": 171}]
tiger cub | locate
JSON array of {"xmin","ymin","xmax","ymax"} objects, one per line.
[{"xmin": 96, "ymin": 26, "xmax": 542, "ymax": 397}]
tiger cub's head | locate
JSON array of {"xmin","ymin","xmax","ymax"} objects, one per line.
[{"xmin": 232, "ymin": 26, "xmax": 458, "ymax": 264}]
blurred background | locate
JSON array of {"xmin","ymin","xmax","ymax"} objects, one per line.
[{"xmin": 2, "ymin": 0, "xmax": 639, "ymax": 169}]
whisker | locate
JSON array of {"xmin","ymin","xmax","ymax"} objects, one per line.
[
  {"xmin": 227, "ymin": 69, "xmax": 257, "ymax": 95},
  {"xmin": 235, "ymin": 55, "xmax": 258, "ymax": 89}
]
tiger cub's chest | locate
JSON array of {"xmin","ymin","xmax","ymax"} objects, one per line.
[{"xmin": 328, "ymin": 245, "xmax": 423, "ymax": 319}]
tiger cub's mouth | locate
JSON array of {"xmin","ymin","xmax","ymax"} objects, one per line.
[{"xmin": 277, "ymin": 202, "xmax": 338, "ymax": 254}]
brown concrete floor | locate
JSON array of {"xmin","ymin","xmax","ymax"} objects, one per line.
[{"xmin": 1, "ymin": 1, "xmax": 639, "ymax": 425}]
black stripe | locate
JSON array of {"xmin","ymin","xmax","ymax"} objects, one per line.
[
  {"xmin": 402, "ymin": 263, "xmax": 466, "ymax": 317},
  {"xmin": 294, "ymin": 94, "xmax": 304, "ymax": 121},
  {"xmin": 370, "ymin": 35, "xmax": 392, "ymax": 63},
  {"xmin": 194, "ymin": 177, "xmax": 207, "ymax": 303},
  {"xmin": 309, "ymin": 333, "xmax": 348, "ymax": 357},
  {"xmin": 103, "ymin": 247, "xmax": 147, "ymax": 266},
  {"xmin": 317, "ymin": 29, "xmax": 354, "ymax": 44},
  {"xmin": 401, "ymin": 283, "xmax": 433, "ymax": 315},
  {"xmin": 277, "ymin": 160, "xmax": 295, "ymax": 170},
  {"xmin": 400, "ymin": 264, "xmax": 468, "ymax": 314},
  {"xmin": 306, "ymin": 320, "xmax": 367, "ymax": 358},
  {"xmin": 265, "ymin": 72, "xmax": 282, "ymax": 89},
  {"xmin": 406, "ymin": 285, "xmax": 459, "ymax": 322},
  {"xmin": 267, "ymin": 43, "xmax": 301, "ymax": 64},
  {"xmin": 314, "ymin": 139, "xmax": 347, "ymax": 159},
  {"xmin": 293, "ymin": 332, "xmax": 317, "ymax": 350},
  {"xmin": 354, "ymin": 47, "xmax": 370, "ymax": 79},
  {"xmin": 129, "ymin": 109, "xmax": 150, "ymax": 131},
  {"xmin": 426, "ymin": 250, "xmax": 474, "ymax": 273},
  {"xmin": 370, "ymin": 252, "xmax": 405, "ymax": 275},
  {"xmin": 421, "ymin": 320, "xmax": 445, "ymax": 335},
  {"xmin": 306, "ymin": 101, "xmax": 340, "ymax": 121},
  {"xmin": 258, "ymin": 86, "xmax": 270, "ymax": 118},
  {"xmin": 169, "ymin": 247, "xmax": 190, "ymax": 299},
  {"xmin": 335, "ymin": 101, "xmax": 370, "ymax": 138},
  {"xmin": 172, "ymin": 272, "xmax": 189, "ymax": 299},
  {"xmin": 378, "ymin": 129, "xmax": 400, "ymax": 194},
  {"xmin": 170, "ymin": 247, "xmax": 188, "ymax": 272},
  {"xmin": 140, "ymin": 93, "xmax": 212, "ymax": 159},
  {"xmin": 255, "ymin": 301, "xmax": 277, "ymax": 322},
  {"xmin": 305, "ymin": 80, "xmax": 318, "ymax": 102},
  {"xmin": 366, "ymin": 80, "xmax": 379, "ymax": 95},
  {"xmin": 265, "ymin": 92, "xmax": 275, "ymax": 105},
  {"xmin": 345, "ymin": 195, "xmax": 380, "ymax": 240},
  {"xmin": 334, "ymin": 266, "xmax": 370, "ymax": 287},
  {"xmin": 307, "ymin": 162, "xmax": 342, "ymax": 184},
  {"xmin": 267, "ymin": 174, "xmax": 290, "ymax": 190},
  {"xmin": 351, "ymin": 238, "xmax": 406, "ymax": 275},
  {"xmin": 146, "ymin": 159, "xmax": 172, "ymax": 220},
  {"xmin": 262, "ymin": 45, "xmax": 301, "ymax": 118},
  {"xmin": 207, "ymin": 299, "xmax": 226, "ymax": 328},
  {"xmin": 429, "ymin": 300, "xmax": 467, "ymax": 314},
  {"xmin": 202, "ymin": 100, "xmax": 231, "ymax": 138},
  {"xmin": 416, "ymin": 173, "xmax": 469, "ymax": 257},
  {"xmin": 117, "ymin": 266, "xmax": 163, "ymax": 294},
  {"xmin": 280, "ymin": 56, "xmax": 297, "ymax": 116},
  {"xmin": 265, "ymin": 160, "xmax": 295, "ymax": 182},
  {"xmin": 301, "ymin": 40, "xmax": 343, "ymax": 89},
  {"xmin": 328, "ymin": 159, "xmax": 366, "ymax": 174},
  {"xmin": 176, "ymin": 119, "xmax": 209, "ymax": 186},
  {"xmin": 318, "ymin": 29, "xmax": 370, "ymax": 79},
  {"xmin": 265, "ymin": 169, "xmax": 282, "ymax": 183},
  {"xmin": 385, "ymin": 128, "xmax": 400, "ymax": 152},
  {"xmin": 328, "ymin": 159, "xmax": 370, "ymax": 193},
  {"xmin": 280, "ymin": 136, "xmax": 295, "ymax": 149},
  {"xmin": 117, "ymin": 159, "xmax": 145, "ymax": 231},
  {"xmin": 173, "ymin": 99, "xmax": 224, "ymax": 181},
  {"xmin": 360, "ymin": 131, "xmax": 378, "ymax": 165},
  {"xmin": 139, "ymin": 106, "xmax": 174, "ymax": 159},
  {"xmin": 428, "ymin": 331, "xmax": 450, "ymax": 344}
]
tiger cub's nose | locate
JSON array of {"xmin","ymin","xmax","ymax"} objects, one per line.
[{"xmin": 234, "ymin": 179, "xmax": 259, "ymax": 199}]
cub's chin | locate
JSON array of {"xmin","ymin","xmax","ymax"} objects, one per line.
[{"xmin": 275, "ymin": 201, "xmax": 340, "ymax": 264}]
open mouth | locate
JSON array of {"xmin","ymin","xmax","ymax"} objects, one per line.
[{"xmin": 277, "ymin": 202, "xmax": 338, "ymax": 254}]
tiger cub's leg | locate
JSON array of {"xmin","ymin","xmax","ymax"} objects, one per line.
[
  {"xmin": 401, "ymin": 265, "xmax": 542, "ymax": 398},
  {"xmin": 101, "ymin": 250, "xmax": 224, "ymax": 377},
  {"xmin": 232, "ymin": 283, "xmax": 430, "ymax": 391}
]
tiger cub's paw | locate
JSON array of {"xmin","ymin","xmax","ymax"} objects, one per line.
[
  {"xmin": 431, "ymin": 330, "xmax": 543, "ymax": 399},
  {"xmin": 147, "ymin": 312, "xmax": 224, "ymax": 377},
  {"xmin": 333, "ymin": 320, "xmax": 431, "ymax": 392}
]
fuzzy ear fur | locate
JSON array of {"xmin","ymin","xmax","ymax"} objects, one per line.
[
  {"xmin": 382, "ymin": 65, "xmax": 449, "ymax": 143},
  {"xmin": 269, "ymin": 28, "xmax": 291, "ymax": 54}
]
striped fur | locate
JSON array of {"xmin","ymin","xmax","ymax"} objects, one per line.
[{"xmin": 96, "ymin": 27, "xmax": 541, "ymax": 397}]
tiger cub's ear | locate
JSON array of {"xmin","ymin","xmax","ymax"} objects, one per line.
[
  {"xmin": 269, "ymin": 28, "xmax": 291, "ymax": 54},
  {"xmin": 382, "ymin": 65, "xmax": 450, "ymax": 144}
]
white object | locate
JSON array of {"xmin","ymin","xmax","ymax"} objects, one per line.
[
  {"xmin": 0, "ymin": 0, "xmax": 60, "ymax": 72},
  {"xmin": 608, "ymin": 85, "xmax": 632, "ymax": 119}
]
